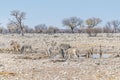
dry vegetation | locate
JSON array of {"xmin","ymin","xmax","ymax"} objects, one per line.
[{"xmin": 0, "ymin": 33, "xmax": 119, "ymax": 80}]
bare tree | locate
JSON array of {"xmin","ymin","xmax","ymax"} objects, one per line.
[
  {"xmin": 103, "ymin": 22, "xmax": 113, "ymax": 33},
  {"xmin": 111, "ymin": 20, "xmax": 120, "ymax": 33},
  {"xmin": 104, "ymin": 20, "xmax": 120, "ymax": 33},
  {"xmin": 0, "ymin": 27, "xmax": 3, "ymax": 33},
  {"xmin": 7, "ymin": 22, "xmax": 18, "ymax": 33},
  {"xmin": 0, "ymin": 24, "xmax": 3, "ymax": 33},
  {"xmin": 47, "ymin": 26, "xmax": 59, "ymax": 34},
  {"xmin": 86, "ymin": 17, "xmax": 102, "ymax": 36},
  {"xmin": 23, "ymin": 25, "xmax": 32, "ymax": 33},
  {"xmin": 34, "ymin": 24, "xmax": 47, "ymax": 33},
  {"xmin": 62, "ymin": 17, "xmax": 83, "ymax": 33},
  {"xmin": 10, "ymin": 10, "xmax": 26, "ymax": 36},
  {"xmin": 86, "ymin": 17, "xmax": 102, "ymax": 28}
]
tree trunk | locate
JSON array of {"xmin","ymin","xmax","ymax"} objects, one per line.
[
  {"xmin": 114, "ymin": 27, "xmax": 117, "ymax": 33},
  {"xmin": 71, "ymin": 27, "xmax": 74, "ymax": 33},
  {"xmin": 21, "ymin": 31, "xmax": 24, "ymax": 36},
  {"xmin": 20, "ymin": 25, "xmax": 24, "ymax": 36}
]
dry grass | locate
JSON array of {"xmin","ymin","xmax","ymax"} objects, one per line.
[{"xmin": 0, "ymin": 33, "xmax": 119, "ymax": 80}]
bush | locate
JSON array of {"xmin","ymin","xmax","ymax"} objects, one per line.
[
  {"xmin": 47, "ymin": 26, "xmax": 59, "ymax": 34},
  {"xmin": 86, "ymin": 28, "xmax": 102, "ymax": 37}
]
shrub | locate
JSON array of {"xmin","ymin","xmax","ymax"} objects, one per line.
[{"xmin": 86, "ymin": 27, "xmax": 102, "ymax": 37}]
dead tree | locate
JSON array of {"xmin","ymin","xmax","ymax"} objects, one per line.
[{"xmin": 10, "ymin": 10, "xmax": 26, "ymax": 36}]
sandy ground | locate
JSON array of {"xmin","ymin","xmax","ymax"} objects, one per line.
[
  {"xmin": 0, "ymin": 53, "xmax": 120, "ymax": 80},
  {"xmin": 0, "ymin": 33, "xmax": 119, "ymax": 80}
]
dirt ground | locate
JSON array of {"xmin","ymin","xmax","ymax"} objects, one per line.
[{"xmin": 0, "ymin": 33, "xmax": 120, "ymax": 80}]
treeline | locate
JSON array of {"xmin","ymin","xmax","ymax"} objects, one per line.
[{"xmin": 1, "ymin": 10, "xmax": 120, "ymax": 36}]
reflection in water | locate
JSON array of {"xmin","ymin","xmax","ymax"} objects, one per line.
[
  {"xmin": 92, "ymin": 54, "xmax": 112, "ymax": 59},
  {"xmin": 80, "ymin": 54, "xmax": 112, "ymax": 59}
]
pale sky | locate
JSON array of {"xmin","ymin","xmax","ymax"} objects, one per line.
[{"xmin": 0, "ymin": 0, "xmax": 120, "ymax": 28}]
